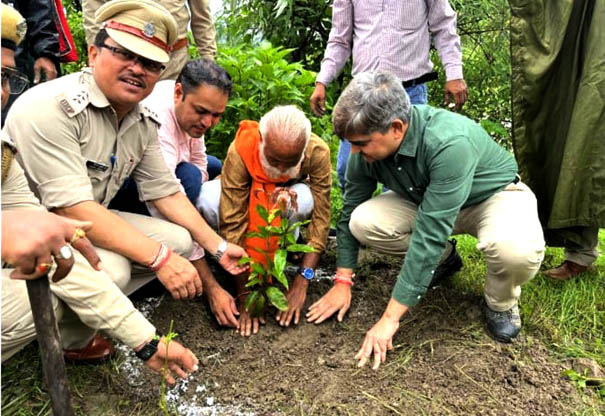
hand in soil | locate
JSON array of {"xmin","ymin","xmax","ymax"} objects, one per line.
[
  {"xmin": 144, "ymin": 339, "xmax": 199, "ymax": 385},
  {"xmin": 156, "ymin": 253, "xmax": 202, "ymax": 300},
  {"xmin": 355, "ymin": 315, "xmax": 399, "ymax": 370},
  {"xmin": 207, "ymin": 285, "xmax": 239, "ymax": 328},
  {"xmin": 237, "ymin": 304, "xmax": 265, "ymax": 336},
  {"xmin": 276, "ymin": 276, "xmax": 309, "ymax": 326},
  {"xmin": 218, "ymin": 242, "xmax": 249, "ymax": 275},
  {"xmin": 306, "ymin": 283, "xmax": 351, "ymax": 324}
]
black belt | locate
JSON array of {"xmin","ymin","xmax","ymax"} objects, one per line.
[
  {"xmin": 402, "ymin": 71, "xmax": 439, "ymax": 88},
  {"xmin": 512, "ymin": 174, "xmax": 521, "ymax": 184}
]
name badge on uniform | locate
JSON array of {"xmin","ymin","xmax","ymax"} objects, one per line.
[{"xmin": 86, "ymin": 160, "xmax": 109, "ymax": 172}]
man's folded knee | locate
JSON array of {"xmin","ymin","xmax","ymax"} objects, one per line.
[{"xmin": 480, "ymin": 238, "xmax": 545, "ymax": 271}]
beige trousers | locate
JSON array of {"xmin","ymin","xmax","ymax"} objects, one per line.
[
  {"xmin": 1, "ymin": 211, "xmax": 192, "ymax": 361},
  {"xmin": 349, "ymin": 182, "xmax": 545, "ymax": 311}
]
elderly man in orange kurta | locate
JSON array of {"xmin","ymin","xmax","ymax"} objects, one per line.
[{"xmin": 200, "ymin": 106, "xmax": 332, "ymax": 336}]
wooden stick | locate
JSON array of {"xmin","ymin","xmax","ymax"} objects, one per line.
[{"xmin": 26, "ymin": 276, "xmax": 75, "ymax": 416}]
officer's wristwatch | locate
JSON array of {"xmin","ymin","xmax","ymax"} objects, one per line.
[
  {"xmin": 136, "ymin": 335, "xmax": 160, "ymax": 361},
  {"xmin": 297, "ymin": 266, "xmax": 315, "ymax": 280}
]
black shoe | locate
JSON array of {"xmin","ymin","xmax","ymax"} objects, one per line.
[
  {"xmin": 483, "ymin": 302, "xmax": 521, "ymax": 343},
  {"xmin": 430, "ymin": 239, "xmax": 463, "ymax": 287}
]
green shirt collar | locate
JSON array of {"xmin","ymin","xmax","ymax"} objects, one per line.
[{"xmin": 396, "ymin": 106, "xmax": 421, "ymax": 158}]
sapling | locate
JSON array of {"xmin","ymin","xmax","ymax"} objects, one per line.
[{"xmin": 239, "ymin": 187, "xmax": 315, "ymax": 316}]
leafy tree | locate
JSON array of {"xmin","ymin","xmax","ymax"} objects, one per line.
[
  {"xmin": 207, "ymin": 41, "xmax": 336, "ymax": 160},
  {"xmin": 216, "ymin": 0, "xmax": 333, "ymax": 71}
]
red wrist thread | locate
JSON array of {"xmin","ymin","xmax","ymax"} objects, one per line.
[{"xmin": 333, "ymin": 276, "xmax": 354, "ymax": 286}]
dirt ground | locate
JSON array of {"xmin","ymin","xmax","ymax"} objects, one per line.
[{"xmin": 82, "ymin": 247, "xmax": 588, "ymax": 416}]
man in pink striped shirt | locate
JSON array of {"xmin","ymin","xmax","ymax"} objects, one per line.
[
  {"xmin": 109, "ymin": 59, "xmax": 237, "ymax": 325},
  {"xmin": 310, "ymin": 0, "xmax": 468, "ymax": 190}
]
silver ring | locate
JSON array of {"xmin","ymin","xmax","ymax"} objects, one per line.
[{"xmin": 55, "ymin": 245, "xmax": 73, "ymax": 260}]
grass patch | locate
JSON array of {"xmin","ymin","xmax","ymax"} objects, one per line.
[{"xmin": 453, "ymin": 231, "xmax": 604, "ymax": 367}]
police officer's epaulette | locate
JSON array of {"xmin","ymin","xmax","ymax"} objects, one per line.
[
  {"xmin": 139, "ymin": 103, "xmax": 161, "ymax": 125},
  {"xmin": 1, "ymin": 140, "xmax": 16, "ymax": 185},
  {"xmin": 55, "ymin": 88, "xmax": 90, "ymax": 117}
]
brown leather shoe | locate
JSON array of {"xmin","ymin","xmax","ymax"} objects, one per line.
[
  {"xmin": 544, "ymin": 260, "xmax": 589, "ymax": 281},
  {"xmin": 63, "ymin": 335, "xmax": 115, "ymax": 363}
]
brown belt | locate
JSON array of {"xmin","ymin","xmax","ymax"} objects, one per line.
[{"xmin": 170, "ymin": 38, "xmax": 189, "ymax": 52}]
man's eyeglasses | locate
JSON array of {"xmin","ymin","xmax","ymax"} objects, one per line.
[
  {"xmin": 99, "ymin": 43, "xmax": 166, "ymax": 74},
  {"xmin": 1, "ymin": 66, "xmax": 29, "ymax": 95}
]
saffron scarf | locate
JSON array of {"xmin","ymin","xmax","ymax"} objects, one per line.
[{"xmin": 234, "ymin": 121, "xmax": 290, "ymax": 265}]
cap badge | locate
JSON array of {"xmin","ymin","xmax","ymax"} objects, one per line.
[
  {"xmin": 143, "ymin": 22, "xmax": 156, "ymax": 37},
  {"xmin": 16, "ymin": 21, "xmax": 27, "ymax": 39}
]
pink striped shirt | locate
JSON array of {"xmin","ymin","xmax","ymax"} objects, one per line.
[
  {"xmin": 316, "ymin": 0, "xmax": 463, "ymax": 85},
  {"xmin": 142, "ymin": 80, "xmax": 209, "ymax": 185},
  {"xmin": 142, "ymin": 80, "xmax": 207, "ymax": 261}
]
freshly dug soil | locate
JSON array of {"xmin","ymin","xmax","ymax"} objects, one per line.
[{"xmin": 108, "ymin": 248, "xmax": 582, "ymax": 415}]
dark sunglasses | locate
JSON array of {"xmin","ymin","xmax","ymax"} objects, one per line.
[
  {"xmin": 99, "ymin": 43, "xmax": 166, "ymax": 74},
  {"xmin": 1, "ymin": 66, "xmax": 29, "ymax": 95}
]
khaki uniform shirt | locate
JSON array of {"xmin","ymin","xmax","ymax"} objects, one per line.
[
  {"xmin": 82, "ymin": 0, "xmax": 217, "ymax": 58},
  {"xmin": 3, "ymin": 69, "xmax": 180, "ymax": 210},
  {"xmin": 220, "ymin": 134, "xmax": 332, "ymax": 253},
  {"xmin": 0, "ymin": 132, "xmax": 156, "ymax": 350}
]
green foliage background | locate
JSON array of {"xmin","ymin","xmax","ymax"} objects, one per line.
[{"xmin": 61, "ymin": 0, "xmax": 513, "ymax": 222}]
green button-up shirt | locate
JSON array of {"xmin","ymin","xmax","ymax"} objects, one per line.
[{"xmin": 337, "ymin": 105, "xmax": 518, "ymax": 307}]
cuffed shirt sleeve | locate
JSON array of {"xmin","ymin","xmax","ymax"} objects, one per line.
[
  {"xmin": 427, "ymin": 0, "xmax": 464, "ymax": 81},
  {"xmin": 132, "ymin": 133, "xmax": 181, "ymax": 202}
]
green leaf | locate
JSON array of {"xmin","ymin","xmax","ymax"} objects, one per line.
[
  {"xmin": 286, "ymin": 233, "xmax": 296, "ymax": 245},
  {"xmin": 252, "ymin": 293, "xmax": 266, "ymax": 317},
  {"xmin": 288, "ymin": 219, "xmax": 311, "ymax": 232},
  {"xmin": 245, "ymin": 231, "xmax": 265, "ymax": 239},
  {"xmin": 256, "ymin": 204, "xmax": 269, "ymax": 222},
  {"xmin": 251, "ymin": 262, "xmax": 266, "ymax": 276},
  {"xmin": 246, "ymin": 276, "xmax": 262, "ymax": 287},
  {"xmin": 266, "ymin": 286, "xmax": 288, "ymax": 311},
  {"xmin": 273, "ymin": 249, "xmax": 287, "ymax": 277},
  {"xmin": 244, "ymin": 290, "xmax": 259, "ymax": 312},
  {"xmin": 274, "ymin": 270, "xmax": 289, "ymax": 291},
  {"xmin": 238, "ymin": 257, "xmax": 253, "ymax": 265},
  {"xmin": 286, "ymin": 244, "xmax": 316, "ymax": 253}
]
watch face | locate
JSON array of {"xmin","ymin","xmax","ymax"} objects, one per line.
[{"xmin": 302, "ymin": 268, "xmax": 315, "ymax": 280}]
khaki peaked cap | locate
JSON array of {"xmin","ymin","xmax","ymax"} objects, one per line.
[
  {"xmin": 95, "ymin": 0, "xmax": 178, "ymax": 63},
  {"xmin": 1, "ymin": 3, "xmax": 26, "ymax": 50}
]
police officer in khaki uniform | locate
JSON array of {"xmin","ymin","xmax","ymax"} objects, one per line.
[
  {"xmin": 83, "ymin": 0, "xmax": 217, "ymax": 80},
  {"xmin": 4, "ymin": 0, "xmax": 247, "ymax": 359},
  {"xmin": 1, "ymin": 2, "xmax": 201, "ymax": 383}
]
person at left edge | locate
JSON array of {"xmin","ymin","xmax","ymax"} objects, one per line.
[{"xmin": 3, "ymin": 0, "xmax": 248, "ymax": 306}]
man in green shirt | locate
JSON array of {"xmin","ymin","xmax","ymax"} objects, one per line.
[{"xmin": 307, "ymin": 72, "xmax": 545, "ymax": 369}]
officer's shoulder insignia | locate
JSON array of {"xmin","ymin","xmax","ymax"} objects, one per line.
[
  {"xmin": 55, "ymin": 88, "xmax": 90, "ymax": 117},
  {"xmin": 140, "ymin": 104, "xmax": 161, "ymax": 124}
]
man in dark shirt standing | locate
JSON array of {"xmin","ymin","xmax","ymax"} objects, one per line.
[{"xmin": 307, "ymin": 72, "xmax": 545, "ymax": 369}]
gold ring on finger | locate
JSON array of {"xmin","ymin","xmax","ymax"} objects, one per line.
[
  {"xmin": 70, "ymin": 228, "xmax": 86, "ymax": 245},
  {"xmin": 36, "ymin": 262, "xmax": 53, "ymax": 274}
]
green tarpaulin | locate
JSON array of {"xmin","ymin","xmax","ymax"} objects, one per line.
[{"xmin": 510, "ymin": 0, "xmax": 604, "ymax": 245}]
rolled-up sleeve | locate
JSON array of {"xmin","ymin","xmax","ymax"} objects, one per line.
[{"xmin": 132, "ymin": 130, "xmax": 180, "ymax": 201}]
